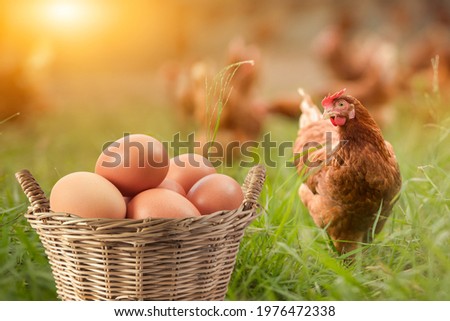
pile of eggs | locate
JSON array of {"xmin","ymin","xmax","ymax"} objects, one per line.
[{"xmin": 49, "ymin": 134, "xmax": 244, "ymax": 219}]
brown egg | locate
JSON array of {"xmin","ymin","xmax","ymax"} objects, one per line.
[
  {"xmin": 49, "ymin": 172, "xmax": 126, "ymax": 219},
  {"xmin": 157, "ymin": 178, "xmax": 186, "ymax": 196},
  {"xmin": 127, "ymin": 188, "xmax": 200, "ymax": 219},
  {"xmin": 187, "ymin": 173, "xmax": 244, "ymax": 215},
  {"xmin": 95, "ymin": 134, "xmax": 169, "ymax": 196},
  {"xmin": 165, "ymin": 153, "xmax": 216, "ymax": 193}
]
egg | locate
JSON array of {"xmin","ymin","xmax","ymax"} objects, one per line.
[
  {"xmin": 187, "ymin": 173, "xmax": 244, "ymax": 215},
  {"xmin": 157, "ymin": 178, "xmax": 186, "ymax": 196},
  {"xmin": 49, "ymin": 171, "xmax": 126, "ymax": 219},
  {"xmin": 95, "ymin": 134, "xmax": 169, "ymax": 196},
  {"xmin": 165, "ymin": 153, "xmax": 216, "ymax": 193},
  {"xmin": 127, "ymin": 188, "xmax": 200, "ymax": 219}
]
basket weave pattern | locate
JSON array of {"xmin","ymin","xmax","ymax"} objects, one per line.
[{"xmin": 16, "ymin": 165, "xmax": 265, "ymax": 301}]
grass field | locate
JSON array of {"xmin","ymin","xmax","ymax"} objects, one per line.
[{"xmin": 1, "ymin": 88, "xmax": 449, "ymax": 301}]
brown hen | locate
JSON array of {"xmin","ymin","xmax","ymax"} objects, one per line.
[{"xmin": 294, "ymin": 89, "xmax": 401, "ymax": 255}]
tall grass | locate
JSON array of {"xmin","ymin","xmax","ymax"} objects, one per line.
[
  {"xmin": 203, "ymin": 60, "xmax": 254, "ymax": 152},
  {"xmin": 1, "ymin": 85, "xmax": 449, "ymax": 300}
]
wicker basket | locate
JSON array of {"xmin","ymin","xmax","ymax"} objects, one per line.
[{"xmin": 15, "ymin": 165, "xmax": 265, "ymax": 301}]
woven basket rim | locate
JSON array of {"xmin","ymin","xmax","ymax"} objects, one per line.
[{"xmin": 26, "ymin": 204, "xmax": 250, "ymax": 223}]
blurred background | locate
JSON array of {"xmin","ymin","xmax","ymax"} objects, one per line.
[
  {"xmin": 2, "ymin": 0, "xmax": 450, "ymax": 301},
  {"xmin": 1, "ymin": 0, "xmax": 449, "ymax": 123}
]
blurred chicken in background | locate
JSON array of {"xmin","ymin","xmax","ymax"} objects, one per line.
[
  {"xmin": 399, "ymin": 0, "xmax": 450, "ymax": 98},
  {"xmin": 312, "ymin": 9, "xmax": 400, "ymax": 128},
  {"xmin": 164, "ymin": 37, "xmax": 269, "ymax": 163},
  {"xmin": 313, "ymin": 0, "xmax": 450, "ymax": 119}
]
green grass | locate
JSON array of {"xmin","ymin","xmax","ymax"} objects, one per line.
[{"xmin": 1, "ymin": 90, "xmax": 449, "ymax": 300}]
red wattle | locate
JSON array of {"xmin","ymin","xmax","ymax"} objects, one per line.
[{"xmin": 330, "ymin": 116, "xmax": 346, "ymax": 126}]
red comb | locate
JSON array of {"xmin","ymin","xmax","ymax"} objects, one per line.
[{"xmin": 321, "ymin": 88, "xmax": 347, "ymax": 108}]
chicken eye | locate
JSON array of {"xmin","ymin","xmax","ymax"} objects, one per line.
[{"xmin": 335, "ymin": 100, "xmax": 346, "ymax": 108}]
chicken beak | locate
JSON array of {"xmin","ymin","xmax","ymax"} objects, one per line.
[{"xmin": 322, "ymin": 110, "xmax": 334, "ymax": 120}]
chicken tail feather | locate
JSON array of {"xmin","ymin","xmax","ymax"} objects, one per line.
[{"xmin": 298, "ymin": 88, "xmax": 321, "ymax": 129}]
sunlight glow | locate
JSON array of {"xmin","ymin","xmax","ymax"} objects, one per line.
[
  {"xmin": 48, "ymin": 2, "xmax": 82, "ymax": 22},
  {"xmin": 44, "ymin": 1, "xmax": 92, "ymax": 29}
]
